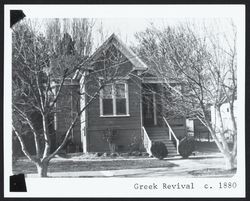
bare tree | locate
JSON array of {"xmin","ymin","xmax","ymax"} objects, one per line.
[
  {"xmin": 72, "ymin": 18, "xmax": 94, "ymax": 57},
  {"xmin": 46, "ymin": 18, "xmax": 93, "ymax": 57},
  {"xmin": 134, "ymin": 21, "xmax": 237, "ymax": 169},
  {"xmin": 12, "ymin": 20, "xmax": 130, "ymax": 177},
  {"xmin": 206, "ymin": 21, "xmax": 237, "ymax": 165},
  {"xmin": 45, "ymin": 18, "xmax": 61, "ymax": 53}
]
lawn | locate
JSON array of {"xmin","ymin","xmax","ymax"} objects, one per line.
[
  {"xmin": 194, "ymin": 141, "xmax": 233, "ymax": 153},
  {"xmin": 12, "ymin": 146, "xmax": 236, "ymax": 178},
  {"xmin": 194, "ymin": 141, "xmax": 220, "ymax": 153},
  {"xmin": 12, "ymin": 157, "xmax": 178, "ymax": 175},
  {"xmin": 188, "ymin": 168, "xmax": 236, "ymax": 177},
  {"xmin": 12, "ymin": 153, "xmax": 237, "ymax": 178}
]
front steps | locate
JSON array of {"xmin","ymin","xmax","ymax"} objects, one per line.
[{"xmin": 145, "ymin": 127, "xmax": 178, "ymax": 156}]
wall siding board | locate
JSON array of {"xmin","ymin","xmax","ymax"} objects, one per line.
[
  {"xmin": 56, "ymin": 83, "xmax": 81, "ymax": 149},
  {"xmin": 87, "ymin": 128, "xmax": 142, "ymax": 152},
  {"xmin": 87, "ymin": 77, "xmax": 141, "ymax": 129},
  {"xmin": 85, "ymin": 59, "xmax": 143, "ymax": 152}
]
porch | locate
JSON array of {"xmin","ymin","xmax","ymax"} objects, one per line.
[{"xmin": 141, "ymin": 82, "xmax": 187, "ymax": 156}]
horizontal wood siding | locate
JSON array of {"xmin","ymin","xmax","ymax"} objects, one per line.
[
  {"xmin": 87, "ymin": 76, "xmax": 141, "ymax": 128},
  {"xmin": 87, "ymin": 128, "xmax": 142, "ymax": 152},
  {"xmin": 172, "ymin": 127, "xmax": 186, "ymax": 139},
  {"xmin": 85, "ymin": 69, "xmax": 143, "ymax": 152},
  {"xmin": 83, "ymin": 43, "xmax": 145, "ymax": 152},
  {"xmin": 194, "ymin": 119, "xmax": 211, "ymax": 141},
  {"xmin": 56, "ymin": 83, "xmax": 81, "ymax": 148}
]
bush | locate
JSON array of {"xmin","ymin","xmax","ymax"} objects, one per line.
[
  {"xmin": 178, "ymin": 137, "xmax": 195, "ymax": 158},
  {"xmin": 102, "ymin": 152, "xmax": 110, "ymax": 157},
  {"xmin": 142, "ymin": 152, "xmax": 149, "ymax": 157},
  {"xmin": 120, "ymin": 152, "xmax": 129, "ymax": 157},
  {"xmin": 110, "ymin": 152, "xmax": 118, "ymax": 157},
  {"xmin": 129, "ymin": 136, "xmax": 140, "ymax": 152},
  {"xmin": 131, "ymin": 151, "xmax": 141, "ymax": 156},
  {"xmin": 95, "ymin": 152, "xmax": 103, "ymax": 157},
  {"xmin": 103, "ymin": 128, "xmax": 117, "ymax": 153},
  {"xmin": 150, "ymin": 141, "xmax": 168, "ymax": 160}
]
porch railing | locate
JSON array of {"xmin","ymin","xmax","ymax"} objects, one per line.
[
  {"xmin": 142, "ymin": 126, "xmax": 152, "ymax": 155},
  {"xmin": 163, "ymin": 117, "xmax": 179, "ymax": 154}
]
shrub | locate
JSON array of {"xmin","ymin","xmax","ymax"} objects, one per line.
[
  {"xmin": 103, "ymin": 128, "xmax": 117, "ymax": 153},
  {"xmin": 131, "ymin": 151, "xmax": 141, "ymax": 156},
  {"xmin": 150, "ymin": 141, "xmax": 168, "ymax": 160},
  {"xmin": 120, "ymin": 152, "xmax": 129, "ymax": 157},
  {"xmin": 102, "ymin": 152, "xmax": 110, "ymax": 157},
  {"xmin": 95, "ymin": 152, "xmax": 103, "ymax": 157},
  {"xmin": 142, "ymin": 152, "xmax": 149, "ymax": 157},
  {"xmin": 129, "ymin": 136, "xmax": 140, "ymax": 152},
  {"xmin": 110, "ymin": 152, "xmax": 118, "ymax": 157},
  {"xmin": 178, "ymin": 137, "xmax": 195, "ymax": 158}
]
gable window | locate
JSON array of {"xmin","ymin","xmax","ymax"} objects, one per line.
[{"xmin": 100, "ymin": 82, "xmax": 129, "ymax": 117}]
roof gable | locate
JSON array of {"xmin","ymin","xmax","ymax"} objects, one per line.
[{"xmin": 90, "ymin": 33, "xmax": 148, "ymax": 71}]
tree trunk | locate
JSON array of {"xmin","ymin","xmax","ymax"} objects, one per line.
[
  {"xmin": 108, "ymin": 143, "xmax": 116, "ymax": 153},
  {"xmin": 200, "ymin": 117, "xmax": 236, "ymax": 170},
  {"xmin": 224, "ymin": 154, "xmax": 235, "ymax": 170},
  {"xmin": 42, "ymin": 114, "xmax": 51, "ymax": 158},
  {"xmin": 36, "ymin": 161, "xmax": 49, "ymax": 177}
]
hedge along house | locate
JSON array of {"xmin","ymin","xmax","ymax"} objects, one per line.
[{"xmin": 56, "ymin": 34, "xmax": 187, "ymax": 155}]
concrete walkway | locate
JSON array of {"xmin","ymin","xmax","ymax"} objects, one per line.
[{"xmin": 26, "ymin": 153, "xmax": 231, "ymax": 178}]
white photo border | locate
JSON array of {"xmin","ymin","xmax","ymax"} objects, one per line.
[{"xmin": 4, "ymin": 4, "xmax": 246, "ymax": 198}]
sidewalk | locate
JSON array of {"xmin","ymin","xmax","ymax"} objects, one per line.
[{"xmin": 26, "ymin": 153, "xmax": 231, "ymax": 178}]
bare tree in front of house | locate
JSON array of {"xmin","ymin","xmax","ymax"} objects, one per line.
[
  {"xmin": 12, "ymin": 20, "xmax": 133, "ymax": 177},
  {"xmin": 206, "ymin": 21, "xmax": 237, "ymax": 160},
  {"xmin": 134, "ymin": 21, "xmax": 237, "ymax": 170},
  {"xmin": 12, "ymin": 19, "xmax": 96, "ymax": 177}
]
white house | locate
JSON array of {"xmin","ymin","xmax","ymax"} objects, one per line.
[{"xmin": 210, "ymin": 100, "xmax": 237, "ymax": 141}]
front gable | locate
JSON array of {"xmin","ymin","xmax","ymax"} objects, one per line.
[
  {"xmin": 90, "ymin": 34, "xmax": 148, "ymax": 71},
  {"xmin": 91, "ymin": 43, "xmax": 132, "ymax": 77}
]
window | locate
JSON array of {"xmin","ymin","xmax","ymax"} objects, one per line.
[
  {"xmin": 100, "ymin": 82, "xmax": 129, "ymax": 116},
  {"xmin": 102, "ymin": 85, "xmax": 113, "ymax": 115}
]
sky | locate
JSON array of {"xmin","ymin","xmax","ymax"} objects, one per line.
[
  {"xmin": 93, "ymin": 18, "xmax": 150, "ymax": 46},
  {"xmin": 20, "ymin": 17, "xmax": 170, "ymax": 48},
  {"xmin": 20, "ymin": 17, "xmax": 237, "ymax": 54},
  {"xmin": 10, "ymin": 5, "xmax": 243, "ymax": 52},
  {"xmin": 92, "ymin": 18, "xmax": 236, "ymax": 46}
]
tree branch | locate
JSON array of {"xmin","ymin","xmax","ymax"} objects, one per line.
[
  {"xmin": 12, "ymin": 126, "xmax": 37, "ymax": 163},
  {"xmin": 46, "ymin": 85, "xmax": 104, "ymax": 161}
]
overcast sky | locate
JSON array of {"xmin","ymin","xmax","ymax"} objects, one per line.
[
  {"xmin": 22, "ymin": 17, "xmax": 236, "ymax": 54},
  {"xmin": 92, "ymin": 18, "xmax": 235, "ymax": 47},
  {"xmin": 22, "ymin": 17, "xmax": 186, "ymax": 47},
  {"xmin": 14, "ymin": 5, "xmax": 242, "ymax": 53}
]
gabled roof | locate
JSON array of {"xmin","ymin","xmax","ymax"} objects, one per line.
[
  {"xmin": 73, "ymin": 33, "xmax": 148, "ymax": 79},
  {"xmin": 90, "ymin": 33, "xmax": 148, "ymax": 71}
]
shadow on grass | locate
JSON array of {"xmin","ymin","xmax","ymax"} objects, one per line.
[
  {"xmin": 163, "ymin": 155, "xmax": 223, "ymax": 161},
  {"xmin": 13, "ymin": 158, "xmax": 179, "ymax": 175},
  {"xmin": 188, "ymin": 168, "xmax": 237, "ymax": 177},
  {"xmin": 78, "ymin": 167, "xmax": 180, "ymax": 178}
]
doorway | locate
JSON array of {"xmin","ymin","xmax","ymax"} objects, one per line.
[{"xmin": 142, "ymin": 92, "xmax": 157, "ymax": 126}]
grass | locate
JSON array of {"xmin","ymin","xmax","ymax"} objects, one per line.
[
  {"xmin": 194, "ymin": 141, "xmax": 233, "ymax": 153},
  {"xmin": 12, "ymin": 157, "xmax": 178, "ymax": 175},
  {"xmin": 12, "ymin": 143, "xmax": 236, "ymax": 177},
  {"xmin": 194, "ymin": 141, "xmax": 220, "ymax": 153},
  {"xmin": 188, "ymin": 168, "xmax": 236, "ymax": 177}
]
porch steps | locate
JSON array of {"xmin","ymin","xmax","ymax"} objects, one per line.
[{"xmin": 145, "ymin": 127, "xmax": 178, "ymax": 156}]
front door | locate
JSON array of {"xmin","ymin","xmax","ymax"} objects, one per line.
[{"xmin": 143, "ymin": 92, "xmax": 157, "ymax": 126}]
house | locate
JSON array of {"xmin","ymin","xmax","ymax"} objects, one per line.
[
  {"xmin": 210, "ymin": 101, "xmax": 237, "ymax": 142},
  {"xmin": 55, "ymin": 34, "xmax": 188, "ymax": 155}
]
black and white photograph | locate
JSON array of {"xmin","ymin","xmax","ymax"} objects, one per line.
[{"xmin": 4, "ymin": 4, "xmax": 245, "ymax": 197}]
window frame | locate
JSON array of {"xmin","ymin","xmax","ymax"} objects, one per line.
[{"xmin": 100, "ymin": 82, "xmax": 129, "ymax": 117}]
